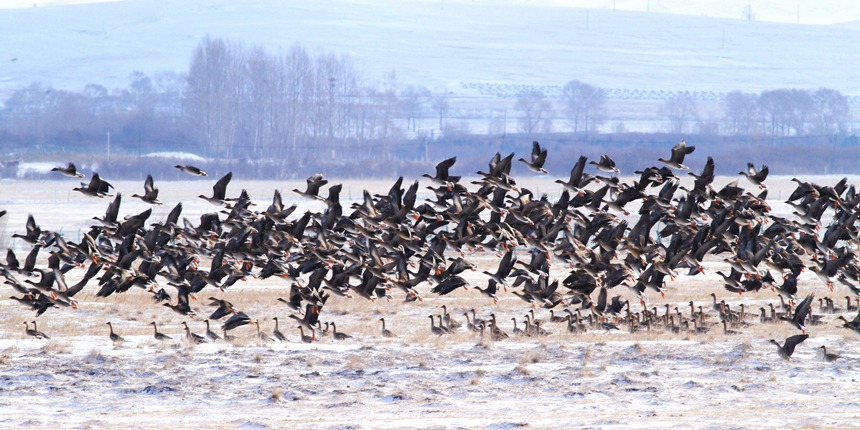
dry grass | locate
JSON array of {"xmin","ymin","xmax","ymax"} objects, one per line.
[
  {"xmin": 519, "ymin": 348, "xmax": 543, "ymax": 364},
  {"xmin": 269, "ymin": 387, "xmax": 284, "ymax": 403},
  {"xmin": 41, "ymin": 340, "xmax": 70, "ymax": 354}
]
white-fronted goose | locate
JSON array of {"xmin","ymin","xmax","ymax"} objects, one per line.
[
  {"xmin": 51, "ymin": 162, "xmax": 84, "ymax": 178},
  {"xmin": 24, "ymin": 321, "xmax": 49, "ymax": 339},
  {"xmin": 379, "ymin": 318, "xmax": 396, "ymax": 338},
  {"xmin": 770, "ymin": 334, "xmax": 808, "ymax": 360},
  {"xmin": 106, "ymin": 322, "xmax": 124, "ymax": 343},
  {"xmin": 150, "ymin": 322, "xmax": 172, "ymax": 341},
  {"xmin": 175, "ymin": 165, "xmax": 207, "ymax": 176}
]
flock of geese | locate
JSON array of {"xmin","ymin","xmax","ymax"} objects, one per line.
[{"xmin": 5, "ymin": 141, "xmax": 860, "ymax": 362}]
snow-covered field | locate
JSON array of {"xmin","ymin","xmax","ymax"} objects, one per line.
[
  {"xmin": 0, "ymin": 176, "xmax": 858, "ymax": 429},
  {"xmin": 0, "ymin": 0, "xmax": 858, "ymax": 100}
]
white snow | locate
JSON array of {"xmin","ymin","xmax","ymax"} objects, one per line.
[
  {"xmin": 143, "ymin": 151, "xmax": 207, "ymax": 162},
  {"xmin": 0, "ymin": 0, "xmax": 857, "ymax": 102}
]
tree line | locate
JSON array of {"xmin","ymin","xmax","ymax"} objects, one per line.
[{"xmin": 0, "ymin": 35, "xmax": 854, "ymax": 164}]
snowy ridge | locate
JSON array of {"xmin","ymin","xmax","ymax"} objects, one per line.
[{"xmin": 0, "ymin": 0, "xmax": 857, "ymax": 100}]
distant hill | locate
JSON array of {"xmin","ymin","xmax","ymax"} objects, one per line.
[{"xmin": 0, "ymin": 0, "xmax": 857, "ymax": 100}]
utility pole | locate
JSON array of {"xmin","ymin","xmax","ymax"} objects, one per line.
[{"xmin": 106, "ymin": 131, "xmax": 110, "ymax": 162}]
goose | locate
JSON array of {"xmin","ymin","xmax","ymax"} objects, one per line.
[
  {"xmin": 422, "ymin": 157, "xmax": 459, "ymax": 190},
  {"xmin": 429, "ymin": 315, "xmax": 446, "ymax": 335},
  {"xmin": 106, "ymin": 322, "xmax": 124, "ymax": 343},
  {"xmin": 198, "ymin": 172, "xmax": 232, "ymax": 206},
  {"xmin": 131, "ymin": 174, "xmax": 163, "ymax": 205},
  {"xmin": 182, "ymin": 321, "xmax": 208, "ymax": 344},
  {"xmin": 151, "ymin": 322, "xmax": 172, "ymax": 341},
  {"xmin": 555, "ymin": 155, "xmax": 595, "ymax": 195},
  {"xmin": 739, "ymin": 163, "xmax": 769, "ymax": 189},
  {"xmin": 12, "ymin": 215, "xmax": 42, "ymax": 245},
  {"xmin": 51, "ymin": 162, "xmax": 85, "ymax": 178},
  {"xmin": 770, "ymin": 334, "xmax": 808, "ymax": 360},
  {"xmin": 297, "ymin": 326, "xmax": 315, "ymax": 343},
  {"xmin": 24, "ymin": 321, "xmax": 49, "ymax": 339},
  {"xmin": 518, "ymin": 141, "xmax": 548, "ymax": 174},
  {"xmin": 331, "ymin": 322, "xmax": 352, "ymax": 340},
  {"xmin": 204, "ymin": 320, "xmax": 221, "ymax": 341},
  {"xmin": 722, "ymin": 320, "xmax": 740, "ymax": 335},
  {"xmin": 589, "ymin": 155, "xmax": 620, "ymax": 173},
  {"xmin": 255, "ymin": 320, "xmax": 274, "ymax": 342},
  {"xmin": 175, "ymin": 165, "xmax": 207, "ymax": 176},
  {"xmin": 779, "ymin": 294, "xmax": 814, "ymax": 333},
  {"xmin": 293, "ymin": 173, "xmax": 328, "ymax": 200},
  {"xmin": 73, "ymin": 172, "xmax": 113, "ymax": 198},
  {"xmin": 511, "ymin": 318, "xmax": 528, "ymax": 337},
  {"xmin": 441, "ymin": 305, "xmax": 461, "ymax": 331},
  {"xmin": 819, "ymin": 346, "xmax": 840, "ymax": 362},
  {"xmin": 658, "ymin": 140, "xmax": 695, "ymax": 170},
  {"xmin": 379, "ymin": 318, "xmax": 396, "ymax": 338},
  {"xmin": 272, "ymin": 317, "xmax": 286, "ymax": 341},
  {"xmin": 463, "ymin": 312, "xmax": 480, "ymax": 332}
]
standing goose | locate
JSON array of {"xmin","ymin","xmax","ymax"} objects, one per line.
[
  {"xmin": 819, "ymin": 346, "xmax": 840, "ymax": 362},
  {"xmin": 658, "ymin": 140, "xmax": 695, "ymax": 170},
  {"xmin": 198, "ymin": 172, "xmax": 232, "ymax": 206},
  {"xmin": 272, "ymin": 317, "xmax": 287, "ymax": 341},
  {"xmin": 379, "ymin": 318, "xmax": 396, "ymax": 338},
  {"xmin": 255, "ymin": 320, "xmax": 274, "ymax": 342},
  {"xmin": 429, "ymin": 315, "xmax": 445, "ymax": 335},
  {"xmin": 770, "ymin": 334, "xmax": 808, "ymax": 360},
  {"xmin": 297, "ymin": 326, "xmax": 315, "ymax": 343},
  {"xmin": 24, "ymin": 321, "xmax": 49, "ymax": 339},
  {"xmin": 441, "ymin": 305, "xmax": 461, "ymax": 331},
  {"xmin": 463, "ymin": 312, "xmax": 480, "ymax": 332},
  {"xmin": 722, "ymin": 320, "xmax": 740, "ymax": 335},
  {"xmin": 51, "ymin": 162, "xmax": 85, "ymax": 178},
  {"xmin": 204, "ymin": 320, "xmax": 221, "ymax": 341},
  {"xmin": 106, "ymin": 322, "xmax": 125, "ymax": 343},
  {"xmin": 132, "ymin": 174, "xmax": 163, "ymax": 205},
  {"xmin": 518, "ymin": 141, "xmax": 548, "ymax": 174},
  {"xmin": 331, "ymin": 322, "xmax": 352, "ymax": 340},
  {"xmin": 181, "ymin": 321, "xmax": 208, "ymax": 344},
  {"xmin": 175, "ymin": 165, "xmax": 207, "ymax": 176},
  {"xmin": 151, "ymin": 322, "xmax": 172, "ymax": 341}
]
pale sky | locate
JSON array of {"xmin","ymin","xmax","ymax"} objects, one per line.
[{"xmin": 2, "ymin": 0, "xmax": 859, "ymax": 25}]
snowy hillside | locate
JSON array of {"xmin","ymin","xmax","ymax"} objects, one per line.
[{"xmin": 0, "ymin": 0, "xmax": 858, "ymax": 100}]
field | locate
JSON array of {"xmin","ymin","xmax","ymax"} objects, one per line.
[{"xmin": 0, "ymin": 176, "xmax": 858, "ymax": 429}]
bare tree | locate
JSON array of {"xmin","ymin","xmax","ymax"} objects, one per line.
[
  {"xmin": 432, "ymin": 90, "xmax": 449, "ymax": 132},
  {"xmin": 757, "ymin": 89, "xmax": 791, "ymax": 136},
  {"xmin": 785, "ymin": 88, "xmax": 814, "ymax": 136},
  {"xmin": 515, "ymin": 88, "xmax": 551, "ymax": 135},
  {"xmin": 724, "ymin": 90, "xmax": 758, "ymax": 136},
  {"xmin": 562, "ymin": 80, "xmax": 605, "ymax": 133},
  {"xmin": 663, "ymin": 92, "xmax": 697, "ymax": 134},
  {"xmin": 401, "ymin": 85, "xmax": 429, "ymax": 132},
  {"xmin": 812, "ymin": 87, "xmax": 849, "ymax": 135},
  {"xmin": 184, "ymin": 35, "xmax": 243, "ymax": 157}
]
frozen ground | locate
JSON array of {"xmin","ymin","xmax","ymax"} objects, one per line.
[{"xmin": 0, "ymin": 177, "xmax": 858, "ymax": 429}]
